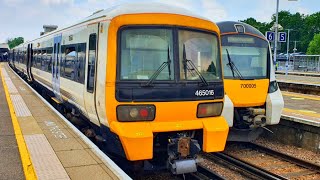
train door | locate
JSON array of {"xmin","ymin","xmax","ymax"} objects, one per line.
[
  {"xmin": 27, "ymin": 43, "xmax": 33, "ymax": 81},
  {"xmin": 53, "ymin": 34, "xmax": 62, "ymax": 101},
  {"xmin": 84, "ymin": 24, "xmax": 100, "ymax": 126}
]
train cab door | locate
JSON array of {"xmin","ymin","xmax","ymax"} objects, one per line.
[
  {"xmin": 53, "ymin": 34, "xmax": 62, "ymax": 101},
  {"xmin": 27, "ymin": 43, "xmax": 33, "ymax": 82},
  {"xmin": 84, "ymin": 24, "xmax": 100, "ymax": 126}
]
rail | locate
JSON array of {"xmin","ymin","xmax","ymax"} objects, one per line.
[{"xmin": 202, "ymin": 153, "xmax": 286, "ymax": 180}]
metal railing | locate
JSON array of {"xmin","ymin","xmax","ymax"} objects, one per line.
[{"xmin": 277, "ymin": 55, "xmax": 320, "ymax": 73}]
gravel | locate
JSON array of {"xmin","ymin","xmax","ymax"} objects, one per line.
[
  {"xmin": 199, "ymin": 156, "xmax": 255, "ymax": 180},
  {"xmin": 254, "ymin": 137, "xmax": 320, "ymax": 165}
]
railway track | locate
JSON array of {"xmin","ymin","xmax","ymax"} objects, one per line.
[
  {"xmin": 185, "ymin": 165, "xmax": 224, "ymax": 180},
  {"xmin": 223, "ymin": 142, "xmax": 320, "ymax": 180},
  {"xmin": 202, "ymin": 152, "xmax": 286, "ymax": 180}
]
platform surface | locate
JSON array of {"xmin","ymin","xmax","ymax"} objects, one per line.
[
  {"xmin": 276, "ymin": 74, "xmax": 320, "ymax": 86},
  {"xmin": 0, "ymin": 65, "xmax": 25, "ymax": 179},
  {"xmin": 276, "ymin": 71, "xmax": 320, "ymax": 77},
  {"xmin": 0, "ymin": 63, "xmax": 129, "ymax": 180},
  {"xmin": 281, "ymin": 91, "xmax": 320, "ymax": 127}
]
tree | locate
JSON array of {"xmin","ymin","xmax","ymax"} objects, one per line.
[
  {"xmin": 241, "ymin": 17, "xmax": 272, "ymax": 35},
  {"xmin": 307, "ymin": 33, "xmax": 320, "ymax": 55},
  {"xmin": 7, "ymin": 37, "xmax": 24, "ymax": 49}
]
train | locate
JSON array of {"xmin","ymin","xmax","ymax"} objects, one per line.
[
  {"xmin": 0, "ymin": 43, "xmax": 9, "ymax": 61},
  {"xmin": 8, "ymin": 2, "xmax": 229, "ymax": 175},
  {"xmin": 218, "ymin": 21, "xmax": 284, "ymax": 142}
]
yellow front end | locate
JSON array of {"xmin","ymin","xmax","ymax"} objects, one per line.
[
  {"xmin": 105, "ymin": 13, "xmax": 229, "ymax": 161},
  {"xmin": 224, "ymin": 79, "xmax": 269, "ymax": 107},
  {"xmin": 110, "ymin": 101, "xmax": 229, "ymax": 160}
]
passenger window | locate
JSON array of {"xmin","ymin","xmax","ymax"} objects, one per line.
[
  {"xmin": 77, "ymin": 43, "xmax": 86, "ymax": 84},
  {"xmin": 37, "ymin": 50, "xmax": 41, "ymax": 68},
  {"xmin": 64, "ymin": 46, "xmax": 77, "ymax": 80},
  {"xmin": 87, "ymin": 34, "xmax": 97, "ymax": 92},
  {"xmin": 41, "ymin": 50, "xmax": 46, "ymax": 71},
  {"xmin": 47, "ymin": 48, "xmax": 53, "ymax": 72}
]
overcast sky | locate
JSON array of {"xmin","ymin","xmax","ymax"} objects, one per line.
[{"xmin": 1, "ymin": 0, "xmax": 319, "ymax": 43}]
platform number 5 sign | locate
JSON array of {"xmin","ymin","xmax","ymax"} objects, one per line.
[{"xmin": 278, "ymin": 32, "xmax": 287, "ymax": 42}]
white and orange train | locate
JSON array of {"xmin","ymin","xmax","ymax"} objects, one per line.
[
  {"xmin": 219, "ymin": 21, "xmax": 284, "ymax": 142},
  {"xmin": 9, "ymin": 3, "xmax": 229, "ymax": 174}
]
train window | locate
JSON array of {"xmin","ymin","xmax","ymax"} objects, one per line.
[
  {"xmin": 221, "ymin": 35, "xmax": 268, "ymax": 79},
  {"xmin": 77, "ymin": 43, "xmax": 86, "ymax": 84},
  {"xmin": 60, "ymin": 46, "xmax": 65, "ymax": 76},
  {"xmin": 87, "ymin": 34, "xmax": 97, "ymax": 92},
  {"xmin": 37, "ymin": 50, "xmax": 41, "ymax": 68},
  {"xmin": 41, "ymin": 50, "xmax": 47, "ymax": 71},
  {"xmin": 178, "ymin": 30, "xmax": 221, "ymax": 81},
  {"xmin": 64, "ymin": 46, "xmax": 77, "ymax": 80},
  {"xmin": 119, "ymin": 28, "xmax": 174, "ymax": 80},
  {"xmin": 47, "ymin": 47, "xmax": 53, "ymax": 72},
  {"xmin": 32, "ymin": 50, "xmax": 37, "ymax": 67}
]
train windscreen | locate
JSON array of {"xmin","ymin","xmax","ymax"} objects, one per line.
[{"xmin": 221, "ymin": 35, "xmax": 269, "ymax": 79}]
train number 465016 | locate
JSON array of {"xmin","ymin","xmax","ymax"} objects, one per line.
[{"xmin": 241, "ymin": 84, "xmax": 256, "ymax": 88}]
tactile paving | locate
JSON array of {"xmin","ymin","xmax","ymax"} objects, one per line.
[
  {"xmin": 10, "ymin": 94, "xmax": 32, "ymax": 117},
  {"xmin": 24, "ymin": 134, "xmax": 70, "ymax": 180},
  {"xmin": 5, "ymin": 80, "xmax": 18, "ymax": 94}
]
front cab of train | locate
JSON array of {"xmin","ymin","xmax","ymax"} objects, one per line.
[
  {"xmin": 217, "ymin": 21, "xmax": 284, "ymax": 142},
  {"xmin": 105, "ymin": 13, "xmax": 229, "ymax": 173}
]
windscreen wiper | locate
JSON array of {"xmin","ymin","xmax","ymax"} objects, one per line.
[
  {"xmin": 183, "ymin": 44, "xmax": 208, "ymax": 86},
  {"xmin": 226, "ymin": 49, "xmax": 243, "ymax": 79},
  {"xmin": 143, "ymin": 46, "xmax": 172, "ymax": 87}
]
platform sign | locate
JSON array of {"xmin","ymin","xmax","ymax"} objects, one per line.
[
  {"xmin": 265, "ymin": 31, "xmax": 275, "ymax": 42},
  {"xmin": 278, "ymin": 32, "xmax": 287, "ymax": 42}
]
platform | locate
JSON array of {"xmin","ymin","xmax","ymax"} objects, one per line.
[
  {"xmin": 276, "ymin": 74, "xmax": 320, "ymax": 96},
  {"xmin": 276, "ymin": 74, "xmax": 320, "ymax": 86},
  {"xmin": 276, "ymin": 71, "xmax": 320, "ymax": 77},
  {"xmin": 0, "ymin": 63, "xmax": 130, "ymax": 180},
  {"xmin": 281, "ymin": 91, "xmax": 320, "ymax": 127},
  {"xmin": 266, "ymin": 91, "xmax": 320, "ymax": 153}
]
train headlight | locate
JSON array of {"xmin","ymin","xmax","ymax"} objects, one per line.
[
  {"xmin": 197, "ymin": 102, "xmax": 223, "ymax": 118},
  {"xmin": 268, "ymin": 81, "xmax": 279, "ymax": 93},
  {"xmin": 117, "ymin": 105, "xmax": 156, "ymax": 122}
]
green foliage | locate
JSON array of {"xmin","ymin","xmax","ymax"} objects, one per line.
[
  {"xmin": 307, "ymin": 33, "xmax": 320, "ymax": 55},
  {"xmin": 241, "ymin": 11, "xmax": 320, "ymax": 54},
  {"xmin": 241, "ymin": 18, "xmax": 272, "ymax": 35},
  {"xmin": 7, "ymin": 37, "xmax": 24, "ymax": 49}
]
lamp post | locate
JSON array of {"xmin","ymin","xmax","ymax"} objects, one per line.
[
  {"xmin": 286, "ymin": 29, "xmax": 293, "ymax": 75},
  {"xmin": 273, "ymin": 0, "xmax": 298, "ymax": 66},
  {"xmin": 273, "ymin": 0, "xmax": 280, "ymax": 66}
]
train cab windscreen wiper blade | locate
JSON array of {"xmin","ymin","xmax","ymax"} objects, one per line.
[
  {"xmin": 143, "ymin": 46, "xmax": 172, "ymax": 87},
  {"xmin": 226, "ymin": 49, "xmax": 243, "ymax": 79},
  {"xmin": 183, "ymin": 44, "xmax": 209, "ymax": 86}
]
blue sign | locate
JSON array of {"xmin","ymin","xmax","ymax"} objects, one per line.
[
  {"xmin": 265, "ymin": 31, "xmax": 275, "ymax": 42},
  {"xmin": 278, "ymin": 32, "xmax": 287, "ymax": 42}
]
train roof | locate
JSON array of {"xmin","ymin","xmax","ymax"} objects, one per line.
[
  {"xmin": 217, "ymin": 21, "xmax": 265, "ymax": 38},
  {"xmin": 0, "ymin": 43, "xmax": 9, "ymax": 49},
  {"xmin": 24, "ymin": 2, "xmax": 209, "ymax": 43},
  {"xmin": 84, "ymin": 2, "xmax": 208, "ymax": 22}
]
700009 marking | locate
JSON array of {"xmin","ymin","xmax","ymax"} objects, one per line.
[
  {"xmin": 195, "ymin": 90, "xmax": 215, "ymax": 96},
  {"xmin": 241, "ymin": 84, "xmax": 256, "ymax": 88}
]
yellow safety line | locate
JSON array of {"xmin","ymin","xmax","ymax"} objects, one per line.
[
  {"xmin": 282, "ymin": 92, "xmax": 320, "ymax": 101},
  {"xmin": 0, "ymin": 65, "xmax": 37, "ymax": 180},
  {"xmin": 283, "ymin": 108, "xmax": 320, "ymax": 118}
]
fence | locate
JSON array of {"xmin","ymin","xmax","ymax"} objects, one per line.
[{"xmin": 277, "ymin": 55, "xmax": 320, "ymax": 73}]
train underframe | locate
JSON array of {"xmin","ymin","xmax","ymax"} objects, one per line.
[{"xmin": 227, "ymin": 106, "xmax": 267, "ymax": 142}]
